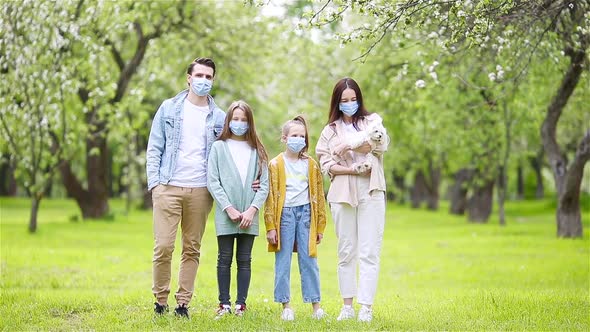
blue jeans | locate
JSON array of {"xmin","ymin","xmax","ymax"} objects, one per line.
[{"xmin": 274, "ymin": 204, "xmax": 321, "ymax": 303}]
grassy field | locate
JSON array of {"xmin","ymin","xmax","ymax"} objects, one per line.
[{"xmin": 0, "ymin": 197, "xmax": 588, "ymax": 331}]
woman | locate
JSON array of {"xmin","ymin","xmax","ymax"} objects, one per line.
[{"xmin": 315, "ymin": 77, "xmax": 389, "ymax": 322}]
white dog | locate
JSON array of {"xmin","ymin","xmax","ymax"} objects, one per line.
[{"xmin": 345, "ymin": 120, "xmax": 387, "ymax": 173}]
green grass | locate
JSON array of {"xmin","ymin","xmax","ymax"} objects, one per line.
[{"xmin": 1, "ymin": 197, "xmax": 588, "ymax": 331}]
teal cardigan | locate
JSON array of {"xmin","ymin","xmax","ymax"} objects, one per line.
[{"xmin": 207, "ymin": 140, "xmax": 269, "ymax": 236}]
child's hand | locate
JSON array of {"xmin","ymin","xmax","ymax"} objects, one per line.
[
  {"xmin": 226, "ymin": 206, "xmax": 242, "ymax": 223},
  {"xmin": 266, "ymin": 229, "xmax": 277, "ymax": 245},
  {"xmin": 239, "ymin": 206, "xmax": 257, "ymax": 229},
  {"xmin": 316, "ymin": 233, "xmax": 323, "ymax": 244}
]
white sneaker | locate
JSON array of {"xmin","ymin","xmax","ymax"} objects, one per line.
[
  {"xmin": 281, "ymin": 307, "xmax": 295, "ymax": 321},
  {"xmin": 337, "ymin": 305, "xmax": 355, "ymax": 321},
  {"xmin": 214, "ymin": 304, "xmax": 231, "ymax": 320},
  {"xmin": 234, "ymin": 304, "xmax": 246, "ymax": 317},
  {"xmin": 311, "ymin": 308, "xmax": 326, "ymax": 319},
  {"xmin": 358, "ymin": 305, "xmax": 373, "ymax": 322}
]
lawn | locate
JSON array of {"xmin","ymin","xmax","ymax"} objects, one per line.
[{"xmin": 0, "ymin": 197, "xmax": 588, "ymax": 331}]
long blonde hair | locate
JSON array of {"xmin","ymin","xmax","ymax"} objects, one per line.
[{"xmin": 219, "ymin": 100, "xmax": 268, "ymax": 178}]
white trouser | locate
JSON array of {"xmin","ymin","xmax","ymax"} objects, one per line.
[{"xmin": 331, "ymin": 176, "xmax": 385, "ymax": 305}]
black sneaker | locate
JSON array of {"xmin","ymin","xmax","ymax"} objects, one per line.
[
  {"xmin": 154, "ymin": 302, "xmax": 168, "ymax": 315},
  {"xmin": 174, "ymin": 304, "xmax": 189, "ymax": 318}
]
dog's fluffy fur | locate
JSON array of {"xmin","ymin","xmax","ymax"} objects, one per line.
[{"xmin": 346, "ymin": 121, "xmax": 387, "ymax": 173}]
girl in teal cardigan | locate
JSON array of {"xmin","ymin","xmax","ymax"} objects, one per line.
[{"xmin": 207, "ymin": 100, "xmax": 269, "ymax": 318}]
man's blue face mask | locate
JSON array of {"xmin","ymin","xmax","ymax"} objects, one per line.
[{"xmin": 191, "ymin": 77, "xmax": 212, "ymax": 96}]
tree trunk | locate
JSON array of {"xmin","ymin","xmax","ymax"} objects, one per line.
[
  {"xmin": 540, "ymin": 44, "xmax": 588, "ymax": 238},
  {"xmin": 425, "ymin": 161, "xmax": 441, "ymax": 211},
  {"xmin": 497, "ymin": 166, "xmax": 507, "ymax": 226},
  {"xmin": 467, "ymin": 179, "xmax": 494, "ymax": 223},
  {"xmin": 410, "ymin": 162, "xmax": 440, "ymax": 210},
  {"xmin": 29, "ymin": 195, "xmax": 41, "ymax": 233},
  {"xmin": 529, "ymin": 149, "xmax": 545, "ymax": 199},
  {"xmin": 516, "ymin": 162, "xmax": 524, "ymax": 200},
  {"xmin": 449, "ymin": 169, "xmax": 472, "ymax": 215},
  {"xmin": 142, "ymin": 188, "xmax": 153, "ymax": 210},
  {"xmin": 59, "ymin": 125, "xmax": 110, "ymax": 219},
  {"xmin": 388, "ymin": 171, "xmax": 406, "ymax": 203},
  {"xmin": 410, "ymin": 170, "xmax": 427, "ymax": 208},
  {"xmin": 0, "ymin": 159, "xmax": 17, "ymax": 196}
]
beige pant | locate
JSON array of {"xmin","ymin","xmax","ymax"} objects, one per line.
[
  {"xmin": 152, "ymin": 185, "xmax": 213, "ymax": 306},
  {"xmin": 331, "ymin": 176, "xmax": 385, "ymax": 305}
]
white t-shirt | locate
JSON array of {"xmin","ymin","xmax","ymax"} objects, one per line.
[
  {"xmin": 284, "ymin": 157, "xmax": 310, "ymax": 207},
  {"xmin": 227, "ymin": 139, "xmax": 254, "ymax": 187},
  {"xmin": 169, "ymin": 99, "xmax": 209, "ymax": 187},
  {"xmin": 342, "ymin": 122, "xmax": 364, "ymax": 163}
]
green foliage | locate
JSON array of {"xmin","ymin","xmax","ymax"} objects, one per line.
[{"xmin": 0, "ymin": 197, "xmax": 588, "ymax": 330}]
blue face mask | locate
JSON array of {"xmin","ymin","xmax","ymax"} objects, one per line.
[
  {"xmin": 286, "ymin": 137, "xmax": 306, "ymax": 153},
  {"xmin": 229, "ymin": 121, "xmax": 248, "ymax": 136},
  {"xmin": 339, "ymin": 101, "xmax": 359, "ymax": 117},
  {"xmin": 191, "ymin": 77, "xmax": 212, "ymax": 96}
]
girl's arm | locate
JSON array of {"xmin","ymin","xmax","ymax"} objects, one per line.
[
  {"xmin": 240, "ymin": 163, "xmax": 270, "ymax": 229},
  {"xmin": 314, "ymin": 162, "xmax": 327, "ymax": 238},
  {"xmin": 206, "ymin": 144, "xmax": 233, "ymax": 212}
]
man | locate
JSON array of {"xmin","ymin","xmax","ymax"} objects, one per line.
[{"xmin": 146, "ymin": 57, "xmax": 225, "ymax": 318}]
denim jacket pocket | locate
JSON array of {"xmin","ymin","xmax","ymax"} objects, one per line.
[{"xmin": 164, "ymin": 117, "xmax": 174, "ymax": 141}]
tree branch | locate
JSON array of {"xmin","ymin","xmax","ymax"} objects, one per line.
[{"xmin": 541, "ymin": 46, "xmax": 586, "ymax": 184}]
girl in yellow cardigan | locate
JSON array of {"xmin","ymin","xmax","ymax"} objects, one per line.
[{"xmin": 264, "ymin": 116, "xmax": 327, "ymax": 321}]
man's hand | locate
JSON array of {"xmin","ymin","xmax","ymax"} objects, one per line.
[
  {"xmin": 239, "ymin": 206, "xmax": 257, "ymax": 229},
  {"xmin": 251, "ymin": 179, "xmax": 260, "ymax": 192},
  {"xmin": 316, "ymin": 233, "xmax": 323, "ymax": 244},
  {"xmin": 267, "ymin": 229, "xmax": 278, "ymax": 245},
  {"xmin": 226, "ymin": 206, "xmax": 242, "ymax": 223}
]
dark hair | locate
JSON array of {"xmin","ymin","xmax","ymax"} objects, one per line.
[
  {"xmin": 281, "ymin": 115, "xmax": 309, "ymax": 159},
  {"xmin": 187, "ymin": 57, "xmax": 216, "ymax": 77},
  {"xmin": 218, "ymin": 100, "xmax": 268, "ymax": 178},
  {"xmin": 327, "ymin": 77, "xmax": 370, "ymax": 130}
]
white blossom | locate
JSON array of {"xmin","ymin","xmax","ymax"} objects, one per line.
[
  {"xmin": 488, "ymin": 72, "xmax": 496, "ymax": 82},
  {"xmin": 415, "ymin": 79, "xmax": 426, "ymax": 88},
  {"xmin": 429, "ymin": 71, "xmax": 438, "ymax": 82}
]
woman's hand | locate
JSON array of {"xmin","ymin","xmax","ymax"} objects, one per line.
[
  {"xmin": 333, "ymin": 142, "xmax": 351, "ymax": 158},
  {"xmin": 353, "ymin": 141, "xmax": 372, "ymax": 154},
  {"xmin": 239, "ymin": 206, "xmax": 257, "ymax": 229},
  {"xmin": 226, "ymin": 206, "xmax": 242, "ymax": 223},
  {"xmin": 267, "ymin": 229, "xmax": 278, "ymax": 245}
]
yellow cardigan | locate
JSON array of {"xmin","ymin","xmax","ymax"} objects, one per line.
[{"xmin": 264, "ymin": 153, "xmax": 327, "ymax": 257}]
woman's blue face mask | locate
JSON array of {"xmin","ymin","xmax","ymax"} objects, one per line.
[{"xmin": 339, "ymin": 101, "xmax": 358, "ymax": 117}]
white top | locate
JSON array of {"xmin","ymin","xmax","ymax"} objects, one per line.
[
  {"xmin": 283, "ymin": 157, "xmax": 310, "ymax": 207},
  {"xmin": 227, "ymin": 139, "xmax": 254, "ymax": 187},
  {"xmin": 342, "ymin": 122, "xmax": 363, "ymax": 162},
  {"xmin": 169, "ymin": 99, "xmax": 209, "ymax": 187}
]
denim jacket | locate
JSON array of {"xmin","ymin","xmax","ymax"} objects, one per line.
[{"xmin": 146, "ymin": 89, "xmax": 226, "ymax": 191}]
